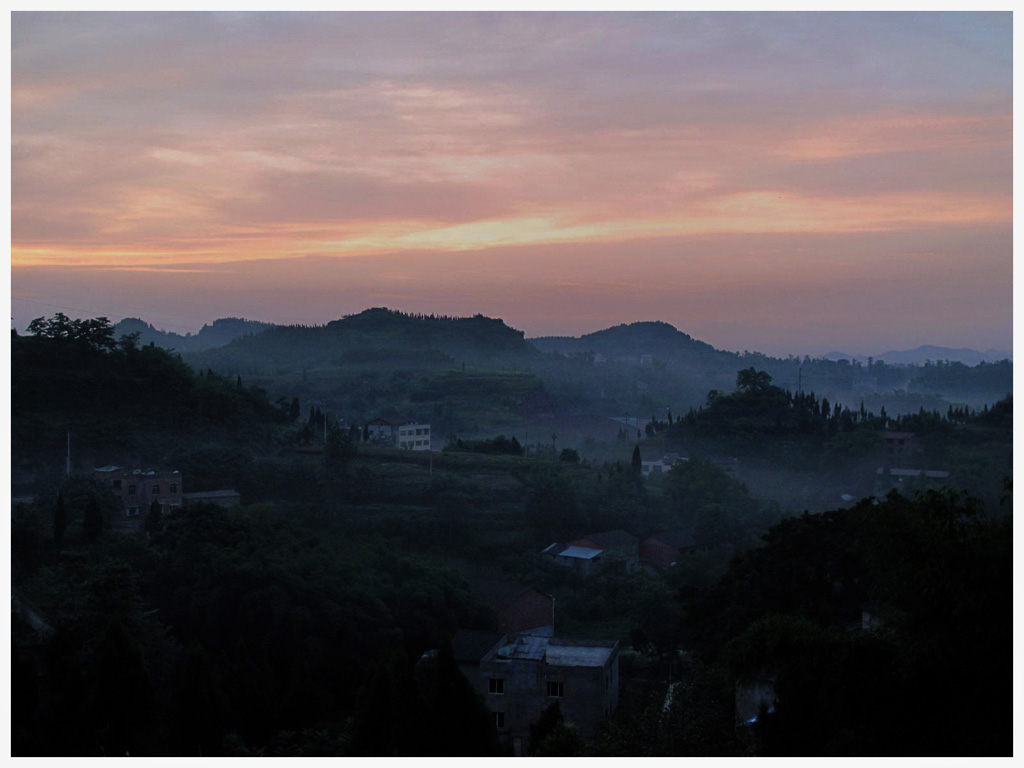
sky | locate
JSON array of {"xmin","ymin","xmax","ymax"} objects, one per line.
[{"xmin": 9, "ymin": 11, "xmax": 1013, "ymax": 356}]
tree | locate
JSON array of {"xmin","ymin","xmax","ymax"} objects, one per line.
[
  {"xmin": 172, "ymin": 640, "xmax": 228, "ymax": 756},
  {"xmin": 289, "ymin": 397, "xmax": 301, "ymax": 422},
  {"xmin": 349, "ymin": 648, "xmax": 427, "ymax": 756},
  {"xmin": 323, "ymin": 425, "xmax": 355, "ymax": 515},
  {"xmin": 736, "ymin": 367, "xmax": 773, "ymax": 395},
  {"xmin": 530, "ymin": 701, "xmax": 565, "ymax": 753},
  {"xmin": 632, "ymin": 445, "xmax": 642, "ymax": 476},
  {"xmin": 83, "ymin": 497, "xmax": 103, "ymax": 540},
  {"xmin": 525, "ymin": 469, "xmax": 585, "ymax": 540},
  {"xmin": 559, "ymin": 448, "xmax": 580, "ymax": 464},
  {"xmin": 424, "ymin": 640, "xmax": 500, "ymax": 755},
  {"xmin": 26, "ymin": 313, "xmax": 117, "ymax": 351},
  {"xmin": 145, "ymin": 499, "xmax": 163, "ymax": 535},
  {"xmin": 534, "ymin": 722, "xmax": 587, "ymax": 756},
  {"xmin": 685, "ymin": 491, "xmax": 1011, "ymax": 756}
]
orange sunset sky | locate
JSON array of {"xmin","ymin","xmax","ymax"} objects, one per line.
[{"xmin": 10, "ymin": 11, "xmax": 1013, "ymax": 356}]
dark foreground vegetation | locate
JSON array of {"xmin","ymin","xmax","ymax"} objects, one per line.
[{"xmin": 11, "ymin": 315, "xmax": 1012, "ymax": 756}]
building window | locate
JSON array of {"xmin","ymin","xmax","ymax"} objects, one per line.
[
  {"xmin": 546, "ymin": 681, "xmax": 564, "ymax": 698},
  {"xmin": 494, "ymin": 712, "xmax": 505, "ymax": 729},
  {"xmin": 127, "ymin": 507, "xmax": 140, "ymax": 517},
  {"xmin": 128, "ymin": 484, "xmax": 136, "ymax": 495},
  {"xmin": 152, "ymin": 485, "xmax": 160, "ymax": 495},
  {"xmin": 112, "ymin": 479, "xmax": 122, "ymax": 490},
  {"xmin": 488, "ymin": 678, "xmax": 504, "ymax": 694},
  {"xmin": 169, "ymin": 484, "xmax": 177, "ymax": 494}
]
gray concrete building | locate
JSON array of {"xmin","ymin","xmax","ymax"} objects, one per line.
[{"xmin": 474, "ymin": 633, "xmax": 619, "ymax": 755}]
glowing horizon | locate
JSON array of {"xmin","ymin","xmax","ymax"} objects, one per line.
[{"xmin": 11, "ymin": 12, "xmax": 1013, "ymax": 355}]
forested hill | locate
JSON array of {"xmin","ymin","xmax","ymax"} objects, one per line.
[
  {"xmin": 530, "ymin": 321, "xmax": 725, "ymax": 362},
  {"xmin": 325, "ymin": 308, "xmax": 531, "ymax": 356},
  {"xmin": 105, "ymin": 309, "xmax": 1008, "ymax": 423},
  {"xmin": 114, "ymin": 317, "xmax": 272, "ymax": 352},
  {"xmin": 183, "ymin": 307, "xmax": 537, "ymax": 373},
  {"xmin": 12, "ymin": 317, "xmax": 289, "ymax": 469}
]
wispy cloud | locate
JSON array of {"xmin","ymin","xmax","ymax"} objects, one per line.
[{"xmin": 10, "ymin": 12, "xmax": 1012, "ymax": 352}]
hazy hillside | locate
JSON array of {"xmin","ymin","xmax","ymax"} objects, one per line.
[
  {"xmin": 114, "ymin": 317, "xmax": 272, "ymax": 352},
  {"xmin": 104, "ymin": 308, "xmax": 1011, "ymax": 439},
  {"xmin": 184, "ymin": 308, "xmax": 537, "ymax": 372},
  {"xmin": 175, "ymin": 308, "xmax": 549, "ymax": 437},
  {"xmin": 530, "ymin": 321, "xmax": 723, "ymax": 363}
]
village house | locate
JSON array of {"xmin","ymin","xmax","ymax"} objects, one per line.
[
  {"xmin": 882, "ymin": 431, "xmax": 919, "ymax": 466},
  {"xmin": 541, "ymin": 543, "xmax": 603, "ymax": 575},
  {"xmin": 468, "ymin": 632, "xmax": 620, "ymax": 755},
  {"xmin": 365, "ymin": 417, "xmax": 432, "ymax": 450},
  {"xmin": 567, "ymin": 530, "xmax": 640, "ymax": 573},
  {"xmin": 92, "ymin": 466, "xmax": 182, "ymax": 518},
  {"xmin": 470, "ymin": 579, "xmax": 555, "ymax": 636},
  {"xmin": 639, "ymin": 528, "xmax": 698, "ymax": 572},
  {"xmin": 641, "ymin": 453, "xmax": 687, "ymax": 478}
]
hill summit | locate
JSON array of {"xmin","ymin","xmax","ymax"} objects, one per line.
[{"xmin": 530, "ymin": 320, "xmax": 721, "ymax": 361}]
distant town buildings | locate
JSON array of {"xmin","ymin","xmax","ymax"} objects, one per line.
[
  {"xmin": 93, "ymin": 466, "xmax": 242, "ymax": 521},
  {"xmin": 365, "ymin": 417, "xmax": 432, "ymax": 450},
  {"xmin": 92, "ymin": 466, "xmax": 182, "ymax": 517},
  {"xmin": 641, "ymin": 454, "xmax": 687, "ymax": 477}
]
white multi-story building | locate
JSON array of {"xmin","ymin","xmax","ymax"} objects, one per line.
[
  {"xmin": 366, "ymin": 417, "xmax": 431, "ymax": 451},
  {"xmin": 397, "ymin": 422, "xmax": 431, "ymax": 451}
]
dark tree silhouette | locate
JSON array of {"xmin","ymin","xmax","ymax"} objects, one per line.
[
  {"xmin": 82, "ymin": 497, "xmax": 102, "ymax": 540},
  {"xmin": 144, "ymin": 499, "xmax": 163, "ymax": 535},
  {"xmin": 736, "ymin": 367, "xmax": 773, "ymax": 394}
]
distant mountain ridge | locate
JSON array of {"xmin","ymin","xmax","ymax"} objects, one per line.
[
  {"xmin": 822, "ymin": 345, "xmax": 1012, "ymax": 366},
  {"xmin": 115, "ymin": 316, "xmax": 272, "ymax": 352},
  {"xmin": 181, "ymin": 307, "xmax": 536, "ymax": 372},
  {"xmin": 102, "ymin": 309, "xmax": 1010, "ymax": 423},
  {"xmin": 116, "ymin": 312, "xmax": 1008, "ymax": 371},
  {"xmin": 530, "ymin": 321, "xmax": 724, "ymax": 362}
]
